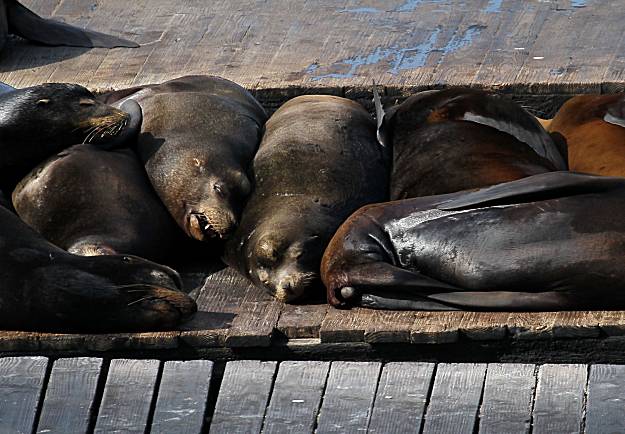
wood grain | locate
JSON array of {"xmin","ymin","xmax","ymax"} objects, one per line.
[
  {"xmin": 478, "ymin": 363, "xmax": 536, "ymax": 434},
  {"xmin": 421, "ymin": 363, "xmax": 487, "ymax": 434},
  {"xmin": 0, "ymin": 356, "xmax": 49, "ymax": 434},
  {"xmin": 150, "ymin": 360, "xmax": 213, "ymax": 434},
  {"xmin": 94, "ymin": 359, "xmax": 160, "ymax": 433},
  {"xmin": 36, "ymin": 357, "xmax": 103, "ymax": 434},
  {"xmin": 315, "ymin": 361, "xmax": 381, "ymax": 434},
  {"xmin": 276, "ymin": 304, "xmax": 327, "ymax": 339},
  {"xmin": 584, "ymin": 364, "xmax": 625, "ymax": 434},
  {"xmin": 367, "ymin": 362, "xmax": 435, "ymax": 434},
  {"xmin": 262, "ymin": 361, "xmax": 330, "ymax": 434},
  {"xmin": 210, "ymin": 360, "xmax": 277, "ymax": 434},
  {"xmin": 532, "ymin": 364, "xmax": 587, "ymax": 434}
]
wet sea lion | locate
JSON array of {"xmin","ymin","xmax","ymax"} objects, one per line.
[
  {"xmin": 0, "ymin": 202, "xmax": 195, "ymax": 332},
  {"xmin": 13, "ymin": 144, "xmax": 180, "ymax": 261},
  {"xmin": 548, "ymin": 94, "xmax": 625, "ymax": 177},
  {"xmin": 0, "ymin": 83, "xmax": 141, "ymax": 190},
  {"xmin": 322, "ymin": 171, "xmax": 625, "ymax": 311},
  {"xmin": 376, "ymin": 87, "xmax": 567, "ymax": 199},
  {"xmin": 224, "ymin": 95, "xmax": 389, "ymax": 302},
  {"xmin": 0, "ymin": 0, "xmax": 137, "ymax": 51},
  {"xmin": 100, "ymin": 75, "xmax": 267, "ymax": 242}
]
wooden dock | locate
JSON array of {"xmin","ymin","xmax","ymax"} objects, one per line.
[
  {"xmin": 2, "ymin": 356, "xmax": 624, "ymax": 433},
  {"xmin": 4, "ymin": 0, "xmax": 625, "ymax": 117}
]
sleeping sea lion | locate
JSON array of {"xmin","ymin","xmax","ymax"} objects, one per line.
[
  {"xmin": 100, "ymin": 75, "xmax": 267, "ymax": 242},
  {"xmin": 0, "ymin": 0, "xmax": 137, "ymax": 51},
  {"xmin": 0, "ymin": 202, "xmax": 195, "ymax": 332},
  {"xmin": 322, "ymin": 171, "xmax": 625, "ymax": 311},
  {"xmin": 13, "ymin": 145, "xmax": 180, "ymax": 261},
  {"xmin": 547, "ymin": 94, "xmax": 625, "ymax": 177},
  {"xmin": 0, "ymin": 83, "xmax": 141, "ymax": 191},
  {"xmin": 375, "ymin": 87, "xmax": 567, "ymax": 199},
  {"xmin": 224, "ymin": 95, "xmax": 389, "ymax": 302}
]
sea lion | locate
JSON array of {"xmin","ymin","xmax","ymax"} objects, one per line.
[
  {"xmin": 0, "ymin": 83, "xmax": 141, "ymax": 191},
  {"xmin": 13, "ymin": 144, "xmax": 180, "ymax": 261},
  {"xmin": 0, "ymin": 0, "xmax": 137, "ymax": 51},
  {"xmin": 548, "ymin": 94, "xmax": 625, "ymax": 177},
  {"xmin": 100, "ymin": 75, "xmax": 267, "ymax": 242},
  {"xmin": 0, "ymin": 202, "xmax": 195, "ymax": 332},
  {"xmin": 322, "ymin": 171, "xmax": 625, "ymax": 311},
  {"xmin": 224, "ymin": 95, "xmax": 389, "ymax": 302},
  {"xmin": 375, "ymin": 87, "xmax": 567, "ymax": 199}
]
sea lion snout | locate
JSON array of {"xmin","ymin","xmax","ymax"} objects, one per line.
[{"xmin": 186, "ymin": 208, "xmax": 236, "ymax": 241}]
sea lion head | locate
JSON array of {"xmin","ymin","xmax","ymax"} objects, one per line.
[
  {"xmin": 237, "ymin": 210, "xmax": 329, "ymax": 303},
  {"xmin": 179, "ymin": 157, "xmax": 252, "ymax": 242},
  {"xmin": 0, "ymin": 83, "xmax": 132, "ymax": 147}
]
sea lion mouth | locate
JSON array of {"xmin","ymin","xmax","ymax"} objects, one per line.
[
  {"xmin": 78, "ymin": 109, "xmax": 130, "ymax": 144},
  {"xmin": 187, "ymin": 212, "xmax": 233, "ymax": 241}
]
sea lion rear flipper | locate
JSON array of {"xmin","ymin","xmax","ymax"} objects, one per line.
[
  {"xmin": 605, "ymin": 95, "xmax": 625, "ymax": 128},
  {"xmin": 7, "ymin": 0, "xmax": 138, "ymax": 48},
  {"xmin": 439, "ymin": 171, "xmax": 625, "ymax": 211},
  {"xmin": 0, "ymin": 81, "xmax": 14, "ymax": 94}
]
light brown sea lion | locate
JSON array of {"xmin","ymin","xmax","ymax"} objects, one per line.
[
  {"xmin": 548, "ymin": 94, "xmax": 625, "ymax": 177},
  {"xmin": 13, "ymin": 144, "xmax": 181, "ymax": 261},
  {"xmin": 322, "ymin": 171, "xmax": 625, "ymax": 311},
  {"xmin": 0, "ymin": 0, "xmax": 137, "ymax": 51},
  {"xmin": 100, "ymin": 75, "xmax": 268, "ymax": 242},
  {"xmin": 375, "ymin": 87, "xmax": 567, "ymax": 199},
  {"xmin": 224, "ymin": 95, "xmax": 389, "ymax": 302}
]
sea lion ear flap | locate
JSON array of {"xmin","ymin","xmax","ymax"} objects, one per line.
[
  {"xmin": 372, "ymin": 81, "xmax": 389, "ymax": 147},
  {"xmin": 604, "ymin": 94, "xmax": 625, "ymax": 128},
  {"xmin": 7, "ymin": 0, "xmax": 139, "ymax": 48}
]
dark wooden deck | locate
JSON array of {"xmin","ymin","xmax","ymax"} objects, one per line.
[{"xmin": 2, "ymin": 356, "xmax": 623, "ymax": 433}]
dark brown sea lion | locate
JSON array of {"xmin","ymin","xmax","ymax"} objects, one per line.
[
  {"xmin": 376, "ymin": 87, "xmax": 567, "ymax": 199},
  {"xmin": 12, "ymin": 144, "xmax": 180, "ymax": 261},
  {"xmin": 0, "ymin": 83, "xmax": 141, "ymax": 191},
  {"xmin": 0, "ymin": 0, "xmax": 137, "ymax": 51},
  {"xmin": 100, "ymin": 75, "xmax": 268, "ymax": 242},
  {"xmin": 224, "ymin": 95, "xmax": 389, "ymax": 302},
  {"xmin": 548, "ymin": 94, "xmax": 625, "ymax": 177},
  {"xmin": 0, "ymin": 202, "xmax": 195, "ymax": 332},
  {"xmin": 322, "ymin": 171, "xmax": 625, "ymax": 311}
]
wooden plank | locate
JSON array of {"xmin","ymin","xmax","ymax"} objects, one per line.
[
  {"xmin": 367, "ymin": 362, "xmax": 435, "ymax": 434},
  {"xmin": 364, "ymin": 311, "xmax": 416, "ymax": 344},
  {"xmin": 262, "ymin": 361, "xmax": 330, "ymax": 434},
  {"xmin": 457, "ymin": 312, "xmax": 508, "ymax": 341},
  {"xmin": 319, "ymin": 307, "xmax": 372, "ymax": 343},
  {"xmin": 584, "ymin": 364, "xmax": 625, "ymax": 434},
  {"xmin": 421, "ymin": 363, "xmax": 487, "ymax": 434},
  {"xmin": 150, "ymin": 360, "xmax": 213, "ymax": 434},
  {"xmin": 210, "ymin": 360, "xmax": 277, "ymax": 434},
  {"xmin": 411, "ymin": 312, "xmax": 463, "ymax": 344},
  {"xmin": 507, "ymin": 312, "xmax": 557, "ymax": 340},
  {"xmin": 532, "ymin": 364, "xmax": 587, "ymax": 434},
  {"xmin": 478, "ymin": 363, "xmax": 536, "ymax": 434},
  {"xmin": 36, "ymin": 358, "xmax": 103, "ymax": 434},
  {"xmin": 276, "ymin": 304, "xmax": 327, "ymax": 339},
  {"xmin": 225, "ymin": 293, "xmax": 282, "ymax": 347},
  {"xmin": 94, "ymin": 359, "xmax": 160, "ymax": 434},
  {"xmin": 551, "ymin": 311, "xmax": 601, "ymax": 339},
  {"xmin": 315, "ymin": 361, "xmax": 381, "ymax": 434},
  {"xmin": 0, "ymin": 357, "xmax": 48, "ymax": 434}
]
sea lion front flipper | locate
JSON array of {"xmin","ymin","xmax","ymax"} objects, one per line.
[
  {"xmin": 7, "ymin": 0, "xmax": 138, "ymax": 48},
  {"xmin": 439, "ymin": 171, "xmax": 625, "ymax": 211},
  {"xmin": 605, "ymin": 95, "xmax": 625, "ymax": 128}
]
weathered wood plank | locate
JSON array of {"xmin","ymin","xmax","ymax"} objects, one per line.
[
  {"xmin": 584, "ymin": 364, "xmax": 625, "ymax": 434},
  {"xmin": 457, "ymin": 312, "xmax": 508, "ymax": 341},
  {"xmin": 225, "ymin": 290, "xmax": 282, "ymax": 347},
  {"xmin": 94, "ymin": 359, "xmax": 160, "ymax": 434},
  {"xmin": 0, "ymin": 356, "xmax": 49, "ymax": 434},
  {"xmin": 532, "ymin": 364, "xmax": 587, "ymax": 434},
  {"xmin": 36, "ymin": 357, "xmax": 103, "ymax": 434},
  {"xmin": 262, "ymin": 361, "xmax": 330, "ymax": 434},
  {"xmin": 478, "ymin": 363, "xmax": 536, "ymax": 434},
  {"xmin": 367, "ymin": 362, "xmax": 435, "ymax": 434},
  {"xmin": 507, "ymin": 312, "xmax": 557, "ymax": 340},
  {"xmin": 411, "ymin": 312, "xmax": 463, "ymax": 344},
  {"xmin": 150, "ymin": 360, "xmax": 213, "ymax": 434},
  {"xmin": 315, "ymin": 361, "xmax": 381, "ymax": 434},
  {"xmin": 210, "ymin": 360, "xmax": 277, "ymax": 434},
  {"xmin": 276, "ymin": 304, "xmax": 327, "ymax": 339},
  {"xmin": 421, "ymin": 363, "xmax": 487, "ymax": 434},
  {"xmin": 364, "ymin": 311, "xmax": 416, "ymax": 344},
  {"xmin": 319, "ymin": 307, "xmax": 372, "ymax": 343}
]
